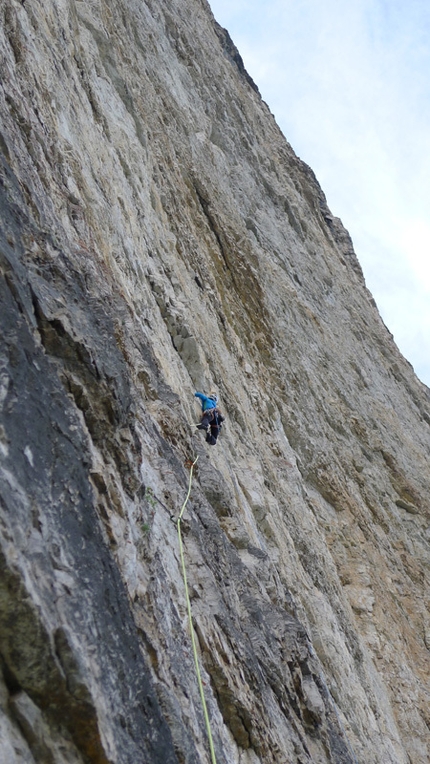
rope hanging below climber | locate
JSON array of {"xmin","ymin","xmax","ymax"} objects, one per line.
[{"xmin": 176, "ymin": 456, "xmax": 218, "ymax": 764}]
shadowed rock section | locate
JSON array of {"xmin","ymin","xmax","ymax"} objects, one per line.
[{"xmin": 0, "ymin": 1, "xmax": 429, "ymax": 763}]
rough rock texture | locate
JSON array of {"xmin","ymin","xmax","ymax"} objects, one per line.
[{"xmin": 0, "ymin": 1, "xmax": 429, "ymax": 762}]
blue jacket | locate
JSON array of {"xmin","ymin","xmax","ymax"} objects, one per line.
[{"xmin": 194, "ymin": 392, "xmax": 218, "ymax": 412}]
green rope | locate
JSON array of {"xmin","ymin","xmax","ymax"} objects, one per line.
[{"xmin": 176, "ymin": 455, "xmax": 217, "ymax": 764}]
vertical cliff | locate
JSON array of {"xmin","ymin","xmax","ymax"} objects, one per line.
[{"xmin": 0, "ymin": 1, "xmax": 429, "ymax": 762}]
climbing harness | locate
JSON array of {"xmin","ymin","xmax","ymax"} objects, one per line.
[{"xmin": 176, "ymin": 456, "xmax": 217, "ymax": 764}]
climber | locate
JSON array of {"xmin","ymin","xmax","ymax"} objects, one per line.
[{"xmin": 194, "ymin": 391, "xmax": 225, "ymax": 446}]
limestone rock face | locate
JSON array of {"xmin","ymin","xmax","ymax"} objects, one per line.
[{"xmin": 0, "ymin": 1, "xmax": 429, "ymax": 762}]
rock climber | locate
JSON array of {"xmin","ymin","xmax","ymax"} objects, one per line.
[{"xmin": 194, "ymin": 391, "xmax": 225, "ymax": 446}]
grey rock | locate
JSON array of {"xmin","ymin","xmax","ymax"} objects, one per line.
[{"xmin": 0, "ymin": 0, "xmax": 429, "ymax": 763}]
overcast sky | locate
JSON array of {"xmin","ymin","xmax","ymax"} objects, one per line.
[{"xmin": 209, "ymin": 0, "xmax": 430, "ymax": 388}]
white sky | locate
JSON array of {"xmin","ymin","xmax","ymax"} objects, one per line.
[{"xmin": 209, "ymin": 0, "xmax": 430, "ymax": 388}]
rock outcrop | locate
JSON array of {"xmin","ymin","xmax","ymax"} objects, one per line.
[{"xmin": 0, "ymin": 1, "xmax": 429, "ymax": 762}]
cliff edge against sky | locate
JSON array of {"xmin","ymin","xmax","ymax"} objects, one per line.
[{"xmin": 0, "ymin": 1, "xmax": 429, "ymax": 762}]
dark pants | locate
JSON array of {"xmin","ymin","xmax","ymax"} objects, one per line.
[
  {"xmin": 198, "ymin": 408, "xmax": 215, "ymax": 429},
  {"xmin": 206, "ymin": 425, "xmax": 220, "ymax": 446},
  {"xmin": 198, "ymin": 409, "xmax": 220, "ymax": 445}
]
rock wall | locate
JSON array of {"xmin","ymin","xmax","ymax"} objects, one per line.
[{"xmin": 0, "ymin": 0, "xmax": 429, "ymax": 762}]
